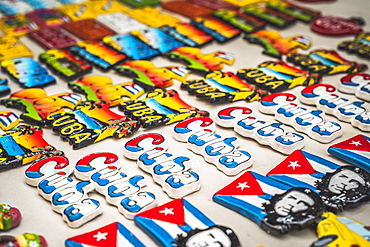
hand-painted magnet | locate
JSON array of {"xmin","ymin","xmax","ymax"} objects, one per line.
[
  {"xmin": 114, "ymin": 60, "xmax": 189, "ymax": 90},
  {"xmin": 244, "ymin": 30, "xmax": 312, "ymax": 59},
  {"xmin": 70, "ymin": 40, "xmax": 127, "ymax": 71},
  {"xmin": 46, "ymin": 101, "xmax": 140, "ymax": 149},
  {"xmin": 68, "ymin": 75, "xmax": 145, "ymax": 107},
  {"xmin": 74, "ymin": 152, "xmax": 157, "ymax": 218},
  {"xmin": 1, "ymin": 57, "xmax": 56, "ymax": 88},
  {"xmin": 165, "ymin": 46, "xmax": 234, "ymax": 74},
  {"xmin": 131, "ymin": 28, "xmax": 185, "ymax": 54},
  {"xmin": 287, "ymin": 49, "xmax": 368, "ymax": 76},
  {"xmin": 310, "ymin": 16, "xmax": 364, "ymax": 36},
  {"xmin": 160, "ymin": 22, "xmax": 214, "ymax": 48},
  {"xmin": 39, "ymin": 49, "xmax": 92, "ymax": 81},
  {"xmin": 102, "ymin": 34, "xmax": 160, "ymax": 60},
  {"xmin": 190, "ymin": 16, "xmax": 241, "ymax": 43},
  {"xmin": 119, "ymin": 88, "xmax": 209, "ymax": 128},
  {"xmin": 237, "ymin": 60, "xmax": 320, "ymax": 92},
  {"xmin": 1, "ymin": 88, "xmax": 82, "ymax": 126},
  {"xmin": 0, "ymin": 204, "xmax": 21, "ymax": 230},
  {"xmin": 0, "ymin": 35, "xmax": 33, "ymax": 61},
  {"xmin": 134, "ymin": 198, "xmax": 240, "ymax": 247},
  {"xmin": 181, "ymin": 71, "xmax": 263, "ymax": 103},
  {"xmin": 267, "ymin": 149, "xmax": 370, "ymax": 212},
  {"xmin": 123, "ymin": 134, "xmax": 201, "ymax": 198},
  {"xmin": 213, "ymin": 171, "xmax": 324, "ymax": 236},
  {"xmin": 65, "ymin": 222, "xmax": 145, "ymax": 247},
  {"xmin": 28, "ymin": 27, "xmax": 76, "ymax": 49},
  {"xmin": 0, "ymin": 125, "xmax": 63, "ymax": 172},
  {"xmin": 338, "ymin": 32, "xmax": 370, "ymax": 60},
  {"xmin": 63, "ymin": 19, "xmax": 116, "ymax": 40}
]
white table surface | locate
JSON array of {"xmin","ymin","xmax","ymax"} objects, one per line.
[{"xmin": 1, "ymin": 0, "xmax": 370, "ymax": 246}]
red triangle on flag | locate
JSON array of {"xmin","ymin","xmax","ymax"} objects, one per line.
[
  {"xmin": 215, "ymin": 171, "xmax": 264, "ymax": 196},
  {"xmin": 136, "ymin": 198, "xmax": 185, "ymax": 226},
  {"xmin": 267, "ymin": 150, "xmax": 316, "ymax": 176},
  {"xmin": 67, "ymin": 222, "xmax": 118, "ymax": 246},
  {"xmin": 330, "ymin": 135, "xmax": 370, "ymax": 152}
]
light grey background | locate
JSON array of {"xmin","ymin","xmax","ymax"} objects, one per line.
[{"xmin": 1, "ymin": 0, "xmax": 370, "ymax": 246}]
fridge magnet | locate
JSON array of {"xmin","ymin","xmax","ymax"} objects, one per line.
[
  {"xmin": 0, "ymin": 204, "xmax": 22, "ymax": 230},
  {"xmin": 338, "ymin": 72, "xmax": 370, "ymax": 101},
  {"xmin": 96, "ymin": 12, "xmax": 147, "ymax": 34},
  {"xmin": 63, "ymin": 19, "xmax": 116, "ymax": 40},
  {"xmin": 310, "ymin": 15, "xmax": 364, "ymax": 36},
  {"xmin": 0, "ymin": 110, "xmax": 19, "ymax": 131},
  {"xmin": 28, "ymin": 27, "xmax": 76, "ymax": 50},
  {"xmin": 338, "ymin": 32, "xmax": 370, "ymax": 60}
]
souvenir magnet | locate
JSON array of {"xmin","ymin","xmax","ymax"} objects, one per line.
[
  {"xmin": 241, "ymin": 3, "xmax": 296, "ymax": 29},
  {"xmin": 174, "ymin": 117, "xmax": 253, "ymax": 176},
  {"xmin": 70, "ymin": 40, "xmax": 127, "ymax": 71},
  {"xmin": 1, "ymin": 57, "xmax": 56, "ymax": 88},
  {"xmin": 312, "ymin": 212, "xmax": 370, "ymax": 247},
  {"xmin": 1, "ymin": 233, "xmax": 48, "ymax": 246},
  {"xmin": 0, "ymin": 14, "xmax": 38, "ymax": 36},
  {"xmin": 267, "ymin": 150, "xmax": 370, "ymax": 212},
  {"xmin": 310, "ymin": 16, "xmax": 364, "ymax": 36},
  {"xmin": 131, "ymin": 28, "xmax": 185, "ymax": 54},
  {"xmin": 328, "ymin": 135, "xmax": 370, "ymax": 173},
  {"xmin": 0, "ymin": 111, "xmax": 19, "ymax": 131},
  {"xmin": 213, "ymin": 171, "xmax": 324, "ymax": 236},
  {"xmin": 259, "ymin": 93, "xmax": 343, "ymax": 143},
  {"xmin": 244, "ymin": 30, "xmax": 312, "ymax": 59},
  {"xmin": 190, "ymin": 16, "xmax": 241, "ymax": 43},
  {"xmin": 0, "ymin": 204, "xmax": 21, "ymax": 230},
  {"xmin": 173, "ymin": 116, "xmax": 216, "ymax": 143},
  {"xmin": 162, "ymin": 1, "xmax": 214, "ymax": 18},
  {"xmin": 338, "ymin": 32, "xmax": 370, "ymax": 60},
  {"xmin": 119, "ymin": 0, "xmax": 161, "ymax": 8},
  {"xmin": 46, "ymin": 101, "xmax": 140, "ymax": 149},
  {"xmin": 0, "ymin": 36, "xmax": 33, "ymax": 61},
  {"xmin": 1, "ymin": 88, "xmax": 82, "ymax": 126},
  {"xmin": 120, "ymin": 88, "xmax": 209, "ymax": 128},
  {"xmin": 165, "ymin": 46, "xmax": 234, "ymax": 74},
  {"xmin": 25, "ymin": 156, "xmax": 103, "ymax": 228},
  {"xmin": 65, "ymin": 222, "xmax": 145, "ymax": 247},
  {"xmin": 299, "ymin": 84, "xmax": 370, "ymax": 131},
  {"xmin": 338, "ymin": 73, "xmax": 370, "ymax": 101},
  {"xmin": 74, "ymin": 152, "xmax": 157, "ymax": 218},
  {"xmin": 160, "ymin": 22, "xmax": 214, "ymax": 48},
  {"xmin": 287, "ymin": 49, "xmax": 368, "ymax": 76},
  {"xmin": 266, "ymin": 0, "xmax": 321, "ymax": 23},
  {"xmin": 96, "ymin": 12, "xmax": 147, "ymax": 34},
  {"xmin": 68, "ymin": 75, "xmax": 145, "ymax": 107},
  {"xmin": 216, "ymin": 106, "xmax": 305, "ymax": 154},
  {"xmin": 0, "ymin": 125, "xmax": 63, "ymax": 171},
  {"xmin": 28, "ymin": 27, "xmax": 76, "ymax": 49},
  {"xmin": 63, "ymin": 19, "xmax": 115, "ymax": 40},
  {"xmin": 134, "ymin": 198, "xmax": 240, "ymax": 247},
  {"xmin": 39, "ymin": 49, "xmax": 92, "ymax": 81},
  {"xmin": 237, "ymin": 60, "xmax": 320, "ymax": 92},
  {"xmin": 181, "ymin": 71, "xmax": 263, "ymax": 103},
  {"xmin": 26, "ymin": 8, "xmax": 70, "ymax": 28},
  {"xmin": 114, "ymin": 60, "xmax": 188, "ymax": 90},
  {"xmin": 58, "ymin": 3, "xmax": 98, "ymax": 21},
  {"xmin": 103, "ymin": 34, "xmax": 159, "ymax": 60},
  {"xmin": 125, "ymin": 7, "xmax": 181, "ymax": 28},
  {"xmin": 213, "ymin": 9, "xmax": 266, "ymax": 34},
  {"xmin": 124, "ymin": 134, "xmax": 201, "ymax": 198}
]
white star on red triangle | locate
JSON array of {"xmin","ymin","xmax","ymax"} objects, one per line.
[
  {"xmin": 236, "ymin": 182, "xmax": 250, "ymax": 191},
  {"xmin": 93, "ymin": 231, "xmax": 108, "ymax": 241},
  {"xmin": 350, "ymin": 141, "xmax": 362, "ymax": 146},
  {"xmin": 159, "ymin": 207, "xmax": 174, "ymax": 216},
  {"xmin": 287, "ymin": 160, "xmax": 301, "ymax": 170}
]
